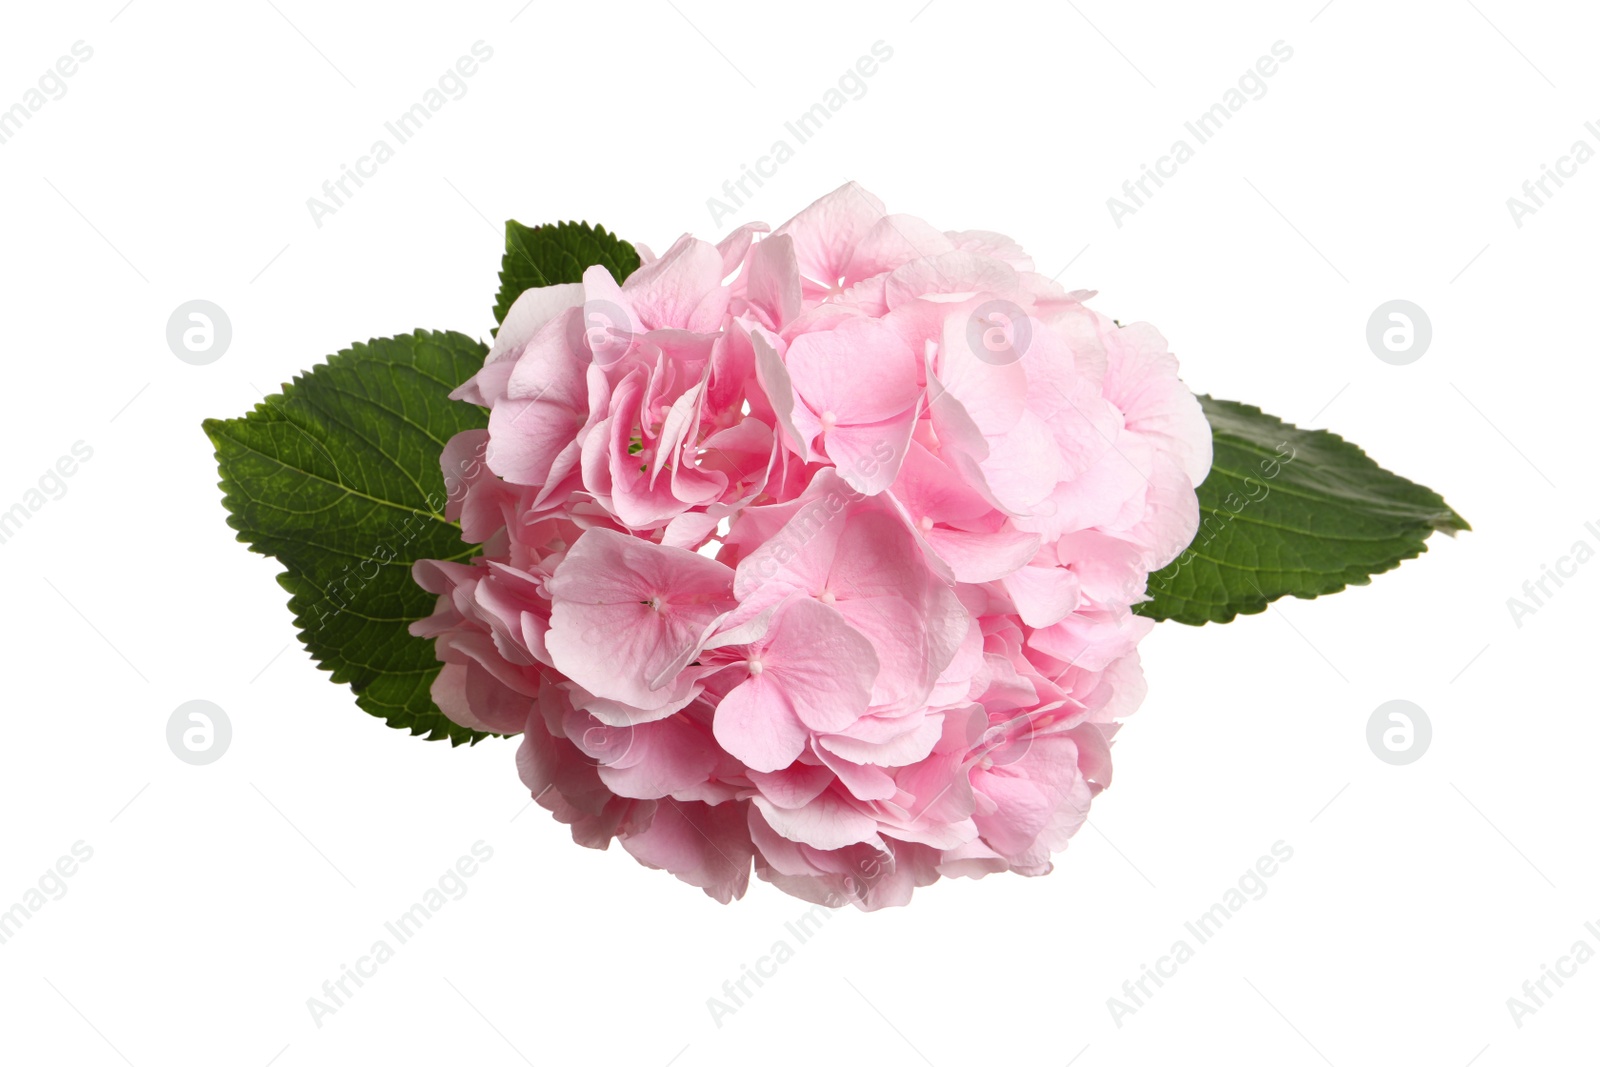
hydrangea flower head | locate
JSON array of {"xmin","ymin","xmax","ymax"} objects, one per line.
[{"xmin": 412, "ymin": 183, "xmax": 1210, "ymax": 909}]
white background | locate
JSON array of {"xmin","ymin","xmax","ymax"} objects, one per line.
[{"xmin": 0, "ymin": 1, "xmax": 1593, "ymax": 1064}]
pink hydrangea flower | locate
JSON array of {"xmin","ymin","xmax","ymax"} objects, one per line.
[{"xmin": 411, "ymin": 183, "xmax": 1210, "ymax": 909}]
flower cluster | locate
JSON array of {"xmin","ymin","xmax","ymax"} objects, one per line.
[{"xmin": 411, "ymin": 183, "xmax": 1210, "ymax": 908}]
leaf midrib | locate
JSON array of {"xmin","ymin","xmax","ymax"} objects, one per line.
[{"xmin": 210, "ymin": 421, "xmax": 452, "ymax": 525}]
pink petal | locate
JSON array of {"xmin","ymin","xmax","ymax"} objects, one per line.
[
  {"xmin": 620, "ymin": 797, "xmax": 753, "ymax": 904},
  {"xmin": 764, "ymin": 597, "xmax": 878, "ymax": 732},
  {"xmin": 744, "ymin": 234, "xmax": 803, "ymax": 330},
  {"xmin": 772, "ymin": 181, "xmax": 887, "ymax": 294},
  {"xmin": 545, "ymin": 528, "xmax": 735, "ymax": 709},
  {"xmin": 786, "ymin": 317, "xmax": 919, "ymax": 427},
  {"xmin": 817, "ymin": 413, "xmax": 916, "ymax": 497},
  {"xmin": 712, "ymin": 673, "xmax": 811, "ymax": 773},
  {"xmin": 999, "ymin": 563, "xmax": 1082, "ymax": 628},
  {"xmin": 620, "ymin": 234, "xmax": 730, "ymax": 332},
  {"xmin": 748, "ymin": 761, "xmax": 835, "ymax": 808},
  {"xmin": 751, "ymin": 788, "xmax": 883, "ymax": 851}
]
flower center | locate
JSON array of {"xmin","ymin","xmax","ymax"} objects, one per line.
[
  {"xmin": 819, "ymin": 410, "xmax": 838, "ymax": 432},
  {"xmin": 746, "ymin": 656, "xmax": 765, "ymax": 676}
]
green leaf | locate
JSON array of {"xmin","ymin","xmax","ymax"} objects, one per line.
[
  {"xmin": 493, "ymin": 220, "xmax": 641, "ymax": 329},
  {"xmin": 203, "ymin": 330, "xmax": 492, "ymax": 744},
  {"xmin": 1136, "ymin": 396, "xmax": 1469, "ymax": 625}
]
